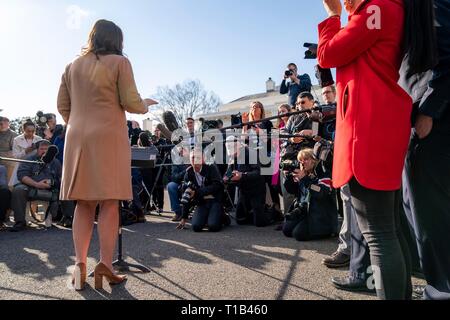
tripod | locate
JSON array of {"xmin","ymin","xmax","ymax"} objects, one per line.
[
  {"xmin": 141, "ymin": 153, "xmax": 173, "ymax": 216},
  {"xmin": 112, "ymin": 201, "xmax": 151, "ymax": 273}
]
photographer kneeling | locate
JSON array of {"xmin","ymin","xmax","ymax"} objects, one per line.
[
  {"xmin": 177, "ymin": 148, "xmax": 224, "ymax": 233},
  {"xmin": 283, "ymin": 148, "xmax": 338, "ymax": 241},
  {"xmin": 10, "ymin": 140, "xmax": 61, "ymax": 232},
  {"xmin": 224, "ymin": 137, "xmax": 272, "ymax": 228}
]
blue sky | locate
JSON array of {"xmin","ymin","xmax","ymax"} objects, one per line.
[{"xmin": 0, "ymin": 0, "xmax": 333, "ymax": 122}]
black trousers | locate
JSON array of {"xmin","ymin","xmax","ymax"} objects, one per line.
[
  {"xmin": 403, "ymin": 123, "xmax": 450, "ymax": 300},
  {"xmin": 349, "ymin": 178, "xmax": 412, "ymax": 300},
  {"xmin": 349, "ymin": 193, "xmax": 422, "ymax": 283},
  {"xmin": 236, "ymin": 187, "xmax": 271, "ymax": 228},
  {"xmin": 0, "ymin": 186, "xmax": 11, "ymax": 223}
]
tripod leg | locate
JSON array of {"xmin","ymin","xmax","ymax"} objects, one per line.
[{"xmin": 146, "ymin": 153, "xmax": 170, "ymax": 215}]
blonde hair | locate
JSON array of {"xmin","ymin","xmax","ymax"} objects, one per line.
[{"xmin": 297, "ymin": 148, "xmax": 316, "ymax": 162}]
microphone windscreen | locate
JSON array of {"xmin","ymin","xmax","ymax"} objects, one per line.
[
  {"xmin": 41, "ymin": 145, "xmax": 59, "ymax": 164},
  {"xmin": 139, "ymin": 132, "xmax": 152, "ymax": 147},
  {"xmin": 156, "ymin": 124, "xmax": 173, "ymax": 141},
  {"xmin": 162, "ymin": 111, "xmax": 180, "ymax": 132}
]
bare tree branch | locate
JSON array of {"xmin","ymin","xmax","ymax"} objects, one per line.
[{"xmin": 153, "ymin": 80, "xmax": 221, "ymax": 126}]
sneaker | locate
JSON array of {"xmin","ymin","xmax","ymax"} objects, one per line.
[
  {"xmin": 413, "ymin": 285, "xmax": 426, "ymax": 300},
  {"xmin": 9, "ymin": 222, "xmax": 27, "ymax": 233},
  {"xmin": 322, "ymin": 251, "xmax": 350, "ymax": 269}
]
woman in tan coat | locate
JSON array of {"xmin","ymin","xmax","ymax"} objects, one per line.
[{"xmin": 57, "ymin": 20, "xmax": 155, "ymax": 290}]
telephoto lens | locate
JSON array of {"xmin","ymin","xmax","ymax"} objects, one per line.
[{"xmin": 180, "ymin": 182, "xmax": 197, "ymax": 205}]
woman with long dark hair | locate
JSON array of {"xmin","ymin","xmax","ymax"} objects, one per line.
[
  {"xmin": 318, "ymin": 0, "xmax": 436, "ymax": 300},
  {"xmin": 57, "ymin": 20, "xmax": 156, "ymax": 291}
]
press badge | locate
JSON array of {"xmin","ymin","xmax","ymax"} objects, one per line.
[{"xmin": 310, "ymin": 184, "xmax": 321, "ymax": 193}]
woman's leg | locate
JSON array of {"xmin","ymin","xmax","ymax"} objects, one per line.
[
  {"xmin": 97, "ymin": 200, "xmax": 119, "ymax": 271},
  {"xmin": 349, "ymin": 179, "xmax": 408, "ymax": 300},
  {"xmin": 72, "ymin": 200, "xmax": 98, "ymax": 265}
]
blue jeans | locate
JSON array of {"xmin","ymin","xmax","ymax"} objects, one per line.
[
  {"xmin": 167, "ymin": 182, "xmax": 181, "ymax": 217},
  {"xmin": 192, "ymin": 200, "xmax": 223, "ymax": 233}
]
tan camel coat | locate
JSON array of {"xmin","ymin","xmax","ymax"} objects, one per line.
[{"xmin": 57, "ymin": 53, "xmax": 148, "ymax": 201}]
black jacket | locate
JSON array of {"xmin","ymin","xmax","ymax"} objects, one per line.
[
  {"xmin": 280, "ymin": 74, "xmax": 313, "ymax": 106},
  {"xmin": 226, "ymin": 147, "xmax": 265, "ymax": 194},
  {"xmin": 399, "ymin": 0, "xmax": 450, "ymax": 127},
  {"xmin": 17, "ymin": 154, "xmax": 62, "ymax": 189},
  {"xmin": 170, "ymin": 164, "xmax": 188, "ymax": 185},
  {"xmin": 183, "ymin": 164, "xmax": 224, "ymax": 205},
  {"xmin": 284, "ymin": 165, "xmax": 338, "ymax": 238}
]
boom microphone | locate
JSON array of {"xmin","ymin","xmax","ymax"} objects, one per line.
[
  {"xmin": 41, "ymin": 145, "xmax": 59, "ymax": 165},
  {"xmin": 156, "ymin": 123, "xmax": 174, "ymax": 141},
  {"xmin": 162, "ymin": 111, "xmax": 180, "ymax": 132}
]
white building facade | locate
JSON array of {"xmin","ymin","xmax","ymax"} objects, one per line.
[{"xmin": 198, "ymin": 78, "xmax": 323, "ymax": 127}]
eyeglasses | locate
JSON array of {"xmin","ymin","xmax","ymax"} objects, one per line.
[{"xmin": 296, "ymin": 101, "xmax": 307, "ymax": 106}]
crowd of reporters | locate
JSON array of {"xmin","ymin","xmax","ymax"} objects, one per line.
[{"xmin": 0, "ymin": 115, "xmax": 74, "ymax": 232}]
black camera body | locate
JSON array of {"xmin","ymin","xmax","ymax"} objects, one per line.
[
  {"xmin": 280, "ymin": 159, "xmax": 300, "ymax": 173},
  {"xmin": 303, "ymin": 42, "xmax": 335, "ymax": 88},
  {"xmin": 34, "ymin": 111, "xmax": 52, "ymax": 138},
  {"xmin": 285, "ymin": 70, "xmax": 294, "ymax": 77},
  {"xmin": 180, "ymin": 181, "xmax": 198, "ymax": 206},
  {"xmin": 285, "ymin": 201, "xmax": 308, "ymax": 222},
  {"xmin": 231, "ymin": 113, "xmax": 242, "ymax": 126}
]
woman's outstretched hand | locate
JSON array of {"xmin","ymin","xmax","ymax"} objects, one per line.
[
  {"xmin": 143, "ymin": 98, "xmax": 159, "ymax": 108},
  {"xmin": 323, "ymin": 0, "xmax": 342, "ymax": 17}
]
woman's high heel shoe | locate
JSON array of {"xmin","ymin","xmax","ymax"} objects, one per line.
[
  {"xmin": 94, "ymin": 263, "xmax": 127, "ymax": 290},
  {"xmin": 71, "ymin": 263, "xmax": 87, "ymax": 291}
]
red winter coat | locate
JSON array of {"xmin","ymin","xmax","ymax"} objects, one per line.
[{"xmin": 318, "ymin": 0, "xmax": 412, "ymax": 191}]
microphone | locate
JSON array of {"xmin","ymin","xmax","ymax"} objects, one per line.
[
  {"xmin": 41, "ymin": 145, "xmax": 59, "ymax": 165},
  {"xmin": 162, "ymin": 111, "xmax": 180, "ymax": 132},
  {"xmin": 156, "ymin": 123, "xmax": 174, "ymax": 141},
  {"xmin": 37, "ymin": 145, "xmax": 59, "ymax": 175},
  {"xmin": 138, "ymin": 132, "xmax": 152, "ymax": 147}
]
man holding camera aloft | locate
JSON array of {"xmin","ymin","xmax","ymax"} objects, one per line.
[
  {"xmin": 177, "ymin": 148, "xmax": 224, "ymax": 232},
  {"xmin": 280, "ymin": 63, "xmax": 312, "ymax": 107},
  {"xmin": 43, "ymin": 114, "xmax": 64, "ymax": 145}
]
